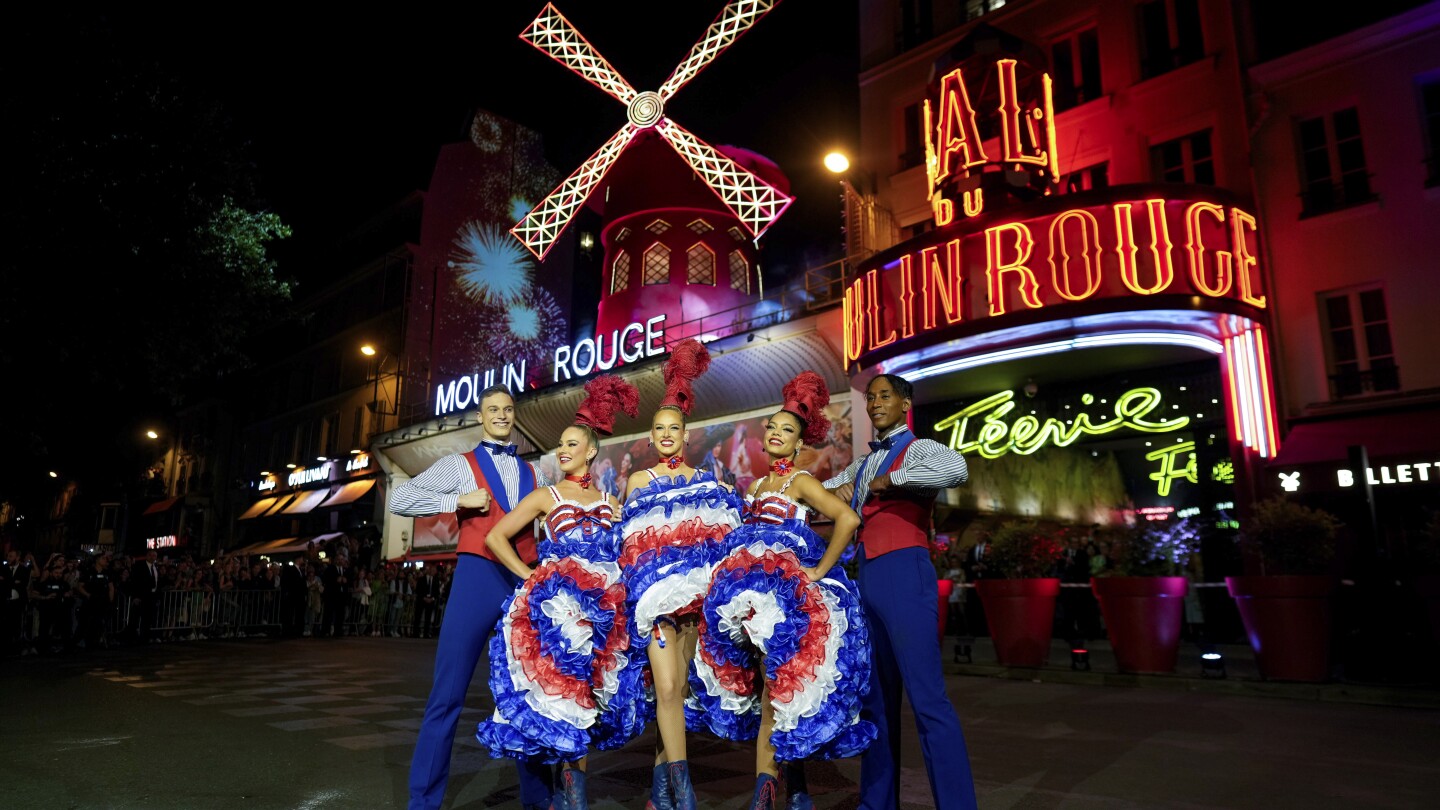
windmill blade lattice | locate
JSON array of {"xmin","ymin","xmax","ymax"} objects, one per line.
[{"xmin": 511, "ymin": 0, "xmax": 792, "ymax": 261}]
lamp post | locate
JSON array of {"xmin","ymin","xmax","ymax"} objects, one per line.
[{"xmin": 360, "ymin": 343, "xmax": 398, "ymax": 439}]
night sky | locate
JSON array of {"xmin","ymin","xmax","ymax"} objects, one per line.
[{"xmin": 114, "ymin": 1, "xmax": 862, "ymax": 282}]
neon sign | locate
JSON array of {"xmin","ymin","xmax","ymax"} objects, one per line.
[
  {"xmin": 1338, "ymin": 462, "xmax": 1437, "ymax": 487},
  {"xmin": 1146, "ymin": 441, "xmax": 1198, "ymax": 497},
  {"xmin": 147, "ymin": 535, "xmax": 177, "ymax": 549},
  {"xmin": 257, "ymin": 477, "xmax": 276, "ymax": 492},
  {"xmin": 843, "ymin": 195, "xmax": 1267, "ymax": 363},
  {"xmin": 346, "ymin": 454, "xmax": 371, "ymax": 472},
  {"xmin": 925, "ymin": 58, "xmax": 1059, "ymax": 224},
  {"xmin": 434, "ymin": 315, "xmax": 667, "ymax": 416},
  {"xmin": 934, "ymin": 387, "xmax": 1190, "ymax": 458}
]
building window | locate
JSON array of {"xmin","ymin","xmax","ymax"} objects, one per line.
[
  {"xmin": 352, "ymin": 405, "xmax": 368, "ymax": 450},
  {"xmin": 686, "ymin": 243, "xmax": 716, "ymax": 285},
  {"xmin": 1297, "ymin": 107, "xmax": 1374, "ymax": 217},
  {"xmin": 645, "ymin": 219, "xmax": 671, "ymax": 235},
  {"xmin": 1051, "ymin": 27, "xmax": 1102, "ymax": 112},
  {"xmin": 898, "ymin": 102, "xmax": 925, "ymax": 171},
  {"xmin": 1063, "ymin": 161, "xmax": 1109, "ymax": 194},
  {"xmin": 728, "ymin": 251, "xmax": 749, "ymax": 293},
  {"xmin": 1151, "ymin": 130, "xmax": 1214, "ymax": 184},
  {"xmin": 643, "ymin": 244, "xmax": 671, "ymax": 285},
  {"xmin": 611, "ymin": 252, "xmax": 631, "ymax": 294},
  {"xmin": 1137, "ymin": 0, "xmax": 1204, "ymax": 80},
  {"xmin": 895, "ymin": 0, "xmax": 933, "ymax": 53},
  {"xmin": 1422, "ymin": 80, "xmax": 1440, "ymax": 187},
  {"xmin": 727, "ymin": 226, "xmax": 747, "ymax": 242},
  {"xmin": 1321, "ymin": 287, "xmax": 1399, "ymax": 398},
  {"xmin": 321, "ymin": 412, "xmax": 340, "ymax": 458},
  {"xmin": 688, "ymin": 219, "xmax": 714, "ymax": 234}
]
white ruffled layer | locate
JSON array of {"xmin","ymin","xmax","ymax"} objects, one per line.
[
  {"xmin": 633, "ymin": 560, "xmax": 713, "ymax": 640},
  {"xmin": 622, "ymin": 501, "xmax": 742, "ymax": 545}
]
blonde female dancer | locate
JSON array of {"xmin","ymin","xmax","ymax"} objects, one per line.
[
  {"xmin": 693, "ymin": 371, "xmax": 876, "ymax": 809},
  {"xmin": 475, "ymin": 377, "xmax": 644, "ymax": 810},
  {"xmin": 619, "ymin": 338, "xmax": 744, "ymax": 810}
]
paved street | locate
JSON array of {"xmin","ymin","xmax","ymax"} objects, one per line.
[{"xmin": 3, "ymin": 636, "xmax": 1438, "ymax": 810}]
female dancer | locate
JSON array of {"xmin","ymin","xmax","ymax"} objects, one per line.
[
  {"xmin": 474, "ymin": 376, "xmax": 644, "ymax": 810},
  {"xmin": 619, "ymin": 338, "xmax": 744, "ymax": 810},
  {"xmin": 693, "ymin": 371, "xmax": 877, "ymax": 809}
]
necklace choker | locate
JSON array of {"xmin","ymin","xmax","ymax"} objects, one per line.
[
  {"xmin": 664, "ymin": 456, "xmax": 682, "ymax": 470},
  {"xmin": 564, "ymin": 473, "xmax": 592, "ymax": 489},
  {"xmin": 770, "ymin": 457, "xmax": 794, "ymax": 476}
]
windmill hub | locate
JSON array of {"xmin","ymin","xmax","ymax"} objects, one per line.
[{"xmin": 627, "ymin": 91, "xmax": 665, "ymax": 129}]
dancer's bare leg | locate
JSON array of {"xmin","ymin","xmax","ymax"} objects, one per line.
[
  {"xmin": 649, "ymin": 617, "xmax": 692, "ymax": 764},
  {"xmin": 755, "ymin": 681, "xmax": 780, "ymax": 778}
]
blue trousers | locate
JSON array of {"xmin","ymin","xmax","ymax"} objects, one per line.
[
  {"xmin": 857, "ymin": 547, "xmax": 977, "ymax": 810},
  {"xmin": 409, "ymin": 554, "xmax": 554, "ymax": 810}
]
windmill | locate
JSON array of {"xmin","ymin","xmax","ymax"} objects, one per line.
[{"xmin": 510, "ymin": 1, "xmax": 795, "ymax": 262}]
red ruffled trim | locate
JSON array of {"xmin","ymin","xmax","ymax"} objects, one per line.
[{"xmin": 619, "ymin": 516, "xmax": 723, "ymax": 568}]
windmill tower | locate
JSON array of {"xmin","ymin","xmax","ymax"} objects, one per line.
[{"xmin": 511, "ymin": 1, "xmax": 794, "ymax": 340}]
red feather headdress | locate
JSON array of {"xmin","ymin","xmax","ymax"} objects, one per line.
[
  {"xmin": 780, "ymin": 370, "xmax": 831, "ymax": 445},
  {"xmin": 658, "ymin": 338, "xmax": 711, "ymax": 416},
  {"xmin": 574, "ymin": 375, "xmax": 640, "ymax": 435}
]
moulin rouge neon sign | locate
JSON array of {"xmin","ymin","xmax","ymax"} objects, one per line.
[
  {"xmin": 843, "ymin": 55, "xmax": 1267, "ymax": 364},
  {"xmin": 934, "ymin": 387, "xmax": 1190, "ymax": 459}
]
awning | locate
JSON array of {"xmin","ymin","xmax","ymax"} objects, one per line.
[
  {"xmin": 320, "ymin": 479, "xmax": 376, "ymax": 507},
  {"xmin": 143, "ymin": 496, "xmax": 183, "ymax": 516},
  {"xmin": 237, "ymin": 495, "xmax": 281, "ymax": 520},
  {"xmin": 228, "ymin": 539, "xmax": 275, "ymax": 555},
  {"xmin": 1271, "ymin": 407, "xmax": 1440, "ymax": 467},
  {"xmin": 280, "ymin": 488, "xmax": 332, "ymax": 515}
]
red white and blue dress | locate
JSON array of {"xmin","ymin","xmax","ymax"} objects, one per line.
[
  {"xmin": 690, "ymin": 472, "xmax": 878, "ymax": 762},
  {"xmin": 475, "ymin": 488, "xmax": 646, "ymax": 763},
  {"xmin": 619, "ymin": 468, "xmax": 744, "ymax": 724}
]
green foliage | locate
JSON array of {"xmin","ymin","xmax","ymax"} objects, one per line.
[
  {"xmin": 982, "ymin": 519, "xmax": 1064, "ymax": 579},
  {"xmin": 1096, "ymin": 518, "xmax": 1202, "ymax": 577},
  {"xmin": 1241, "ymin": 496, "xmax": 1340, "ymax": 575}
]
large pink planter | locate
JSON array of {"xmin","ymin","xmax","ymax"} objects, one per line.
[
  {"xmin": 1091, "ymin": 576, "xmax": 1188, "ymax": 674},
  {"xmin": 976, "ymin": 578, "xmax": 1060, "ymax": 667},
  {"xmin": 1226, "ymin": 575, "xmax": 1336, "ymax": 682}
]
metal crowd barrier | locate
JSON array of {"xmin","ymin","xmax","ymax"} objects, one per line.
[{"xmin": 113, "ymin": 588, "xmax": 283, "ymax": 639}]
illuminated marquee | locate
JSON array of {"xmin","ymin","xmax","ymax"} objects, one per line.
[
  {"xmin": 844, "ymin": 195, "xmax": 1267, "ymax": 363},
  {"xmin": 346, "ymin": 454, "xmax": 371, "ymax": 472},
  {"xmin": 934, "ymin": 387, "xmax": 1190, "ymax": 458},
  {"xmin": 147, "ymin": 535, "xmax": 177, "ymax": 549},
  {"xmin": 434, "ymin": 315, "xmax": 668, "ymax": 416}
]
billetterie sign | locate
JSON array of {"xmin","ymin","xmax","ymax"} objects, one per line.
[{"xmin": 435, "ymin": 315, "xmax": 667, "ymax": 416}]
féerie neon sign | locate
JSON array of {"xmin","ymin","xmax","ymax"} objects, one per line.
[{"xmin": 934, "ymin": 387, "xmax": 1190, "ymax": 459}]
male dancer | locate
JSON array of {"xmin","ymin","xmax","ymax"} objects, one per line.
[
  {"xmin": 824, "ymin": 373, "xmax": 978, "ymax": 810},
  {"xmin": 390, "ymin": 385, "xmax": 555, "ymax": 810}
]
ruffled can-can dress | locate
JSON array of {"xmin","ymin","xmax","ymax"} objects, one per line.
[
  {"xmin": 618, "ymin": 469, "xmax": 744, "ymax": 729},
  {"xmin": 475, "ymin": 490, "xmax": 647, "ymax": 763},
  {"xmin": 689, "ymin": 476, "xmax": 878, "ymax": 762}
]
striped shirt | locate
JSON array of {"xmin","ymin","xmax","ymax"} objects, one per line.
[
  {"xmin": 823, "ymin": 425, "xmax": 969, "ymax": 509},
  {"xmin": 388, "ymin": 443, "xmax": 548, "ymax": 517}
]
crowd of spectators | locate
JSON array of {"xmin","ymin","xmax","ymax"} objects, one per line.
[{"xmin": 1, "ymin": 533, "xmax": 457, "ymax": 658}]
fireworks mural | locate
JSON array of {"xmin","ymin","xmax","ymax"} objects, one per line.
[{"xmin": 450, "ymin": 221, "xmax": 535, "ymax": 306}]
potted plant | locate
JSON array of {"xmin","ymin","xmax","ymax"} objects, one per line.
[
  {"xmin": 1226, "ymin": 496, "xmax": 1341, "ymax": 682},
  {"xmin": 974, "ymin": 519, "xmax": 1064, "ymax": 667},
  {"xmin": 1090, "ymin": 519, "xmax": 1201, "ymax": 674}
]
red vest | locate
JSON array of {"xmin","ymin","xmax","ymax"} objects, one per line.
[
  {"xmin": 457, "ymin": 453, "xmax": 538, "ymax": 564},
  {"xmin": 858, "ymin": 445, "xmax": 934, "ymax": 560}
]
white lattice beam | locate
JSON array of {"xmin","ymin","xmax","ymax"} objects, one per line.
[
  {"xmin": 510, "ymin": 124, "xmax": 640, "ymax": 260},
  {"xmin": 521, "ymin": 3, "xmax": 637, "ymax": 106},
  {"xmin": 658, "ymin": 0, "xmax": 778, "ymax": 101},
  {"xmin": 655, "ymin": 119, "xmax": 794, "ymax": 239}
]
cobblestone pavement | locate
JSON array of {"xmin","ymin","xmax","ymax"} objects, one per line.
[{"xmin": 3, "ymin": 635, "xmax": 1437, "ymax": 809}]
